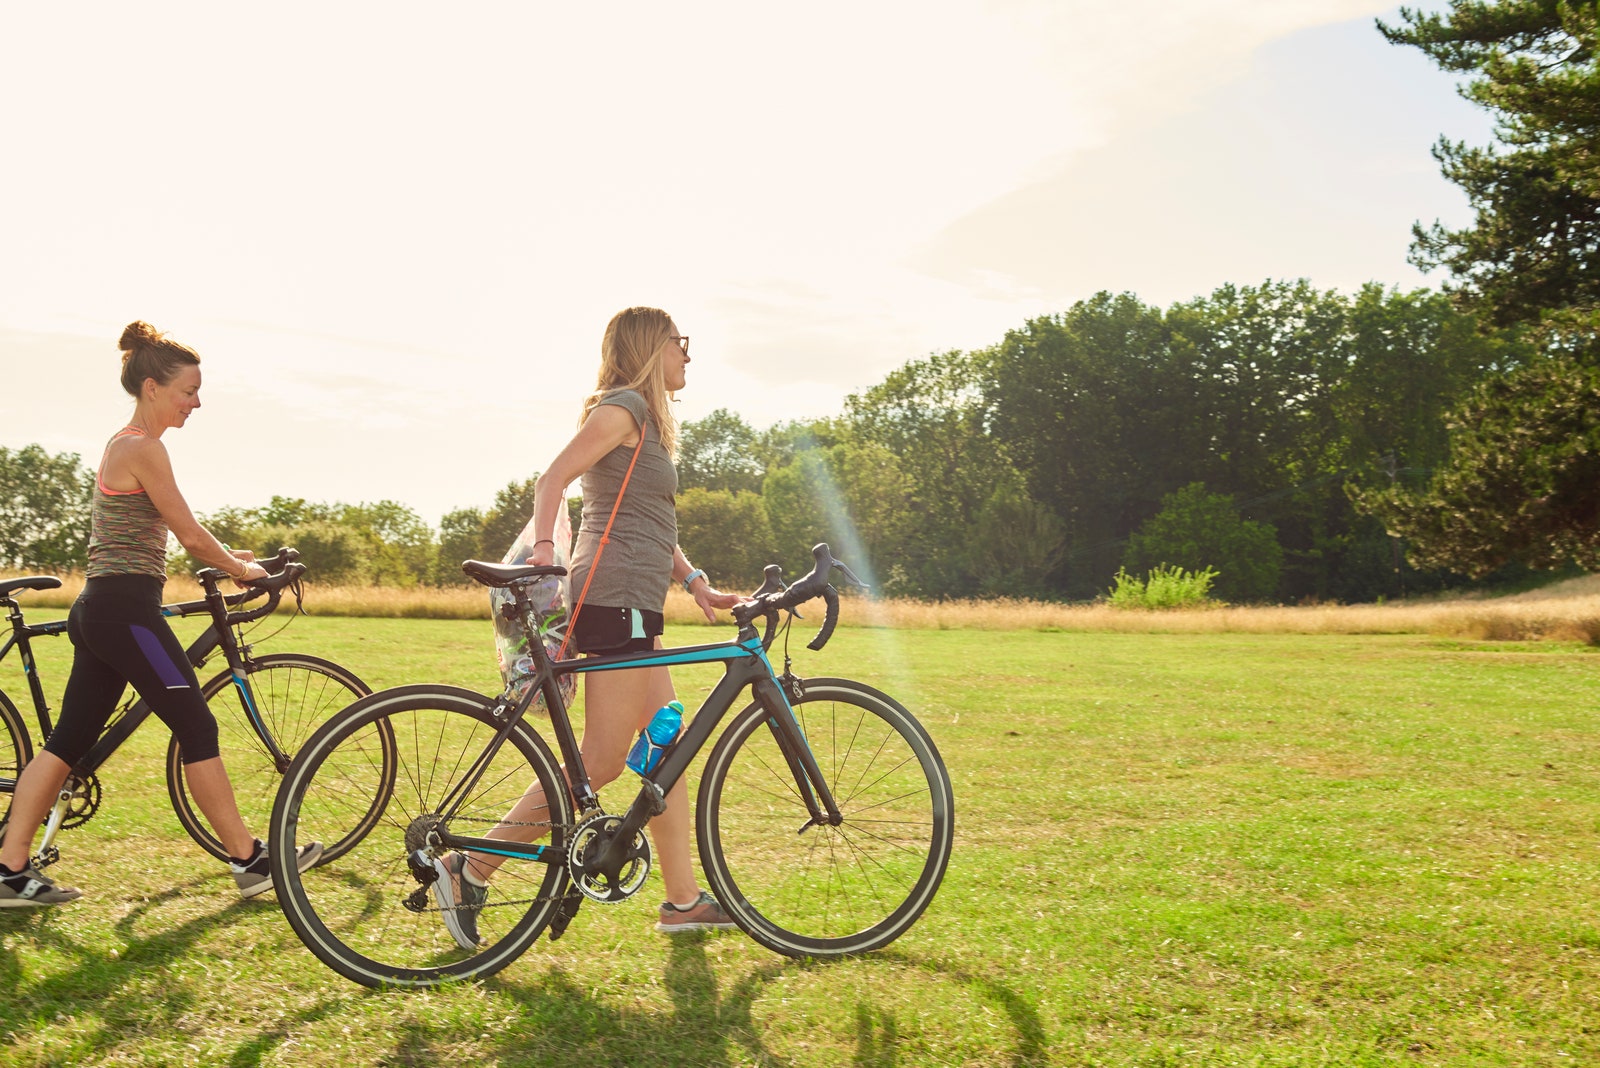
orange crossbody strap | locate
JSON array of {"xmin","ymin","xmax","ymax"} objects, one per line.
[{"xmin": 557, "ymin": 430, "xmax": 647, "ymax": 661}]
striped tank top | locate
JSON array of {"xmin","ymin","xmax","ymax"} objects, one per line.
[{"xmin": 87, "ymin": 427, "xmax": 169, "ymax": 580}]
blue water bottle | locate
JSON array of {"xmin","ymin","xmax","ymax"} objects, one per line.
[{"xmin": 626, "ymin": 700, "xmax": 685, "ymax": 776}]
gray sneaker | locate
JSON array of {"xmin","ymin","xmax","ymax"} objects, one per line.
[
  {"xmin": 231, "ymin": 838, "xmax": 324, "ymax": 898},
  {"xmin": 432, "ymin": 852, "xmax": 487, "ymax": 951},
  {"xmin": 0, "ymin": 864, "xmax": 82, "ymax": 907},
  {"xmin": 655, "ymin": 890, "xmax": 737, "ymax": 933}
]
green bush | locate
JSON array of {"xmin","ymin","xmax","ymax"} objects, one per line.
[
  {"xmin": 1106, "ymin": 563, "xmax": 1219, "ymax": 609},
  {"xmin": 1124, "ymin": 483, "xmax": 1281, "ymax": 602}
]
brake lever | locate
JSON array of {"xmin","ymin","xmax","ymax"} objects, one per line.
[{"xmin": 831, "ymin": 558, "xmax": 869, "ymax": 591}]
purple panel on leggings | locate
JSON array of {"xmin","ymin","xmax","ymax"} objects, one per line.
[{"xmin": 130, "ymin": 624, "xmax": 191, "ymax": 689}]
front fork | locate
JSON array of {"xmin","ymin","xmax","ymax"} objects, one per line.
[{"xmin": 754, "ymin": 674, "xmax": 843, "ymax": 831}]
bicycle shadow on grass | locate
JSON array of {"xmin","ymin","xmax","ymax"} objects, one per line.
[
  {"xmin": 0, "ymin": 875, "xmax": 345, "ymax": 1062},
  {"xmin": 479, "ymin": 936, "xmax": 1048, "ymax": 1068}
]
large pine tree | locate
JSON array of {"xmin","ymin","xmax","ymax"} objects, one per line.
[{"xmin": 1363, "ymin": 1, "xmax": 1600, "ymax": 577}]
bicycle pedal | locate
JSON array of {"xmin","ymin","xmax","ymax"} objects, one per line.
[
  {"xmin": 547, "ymin": 891, "xmax": 584, "ymax": 941},
  {"xmin": 34, "ymin": 846, "xmax": 60, "ymax": 870}
]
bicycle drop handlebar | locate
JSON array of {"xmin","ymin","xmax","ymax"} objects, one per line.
[
  {"xmin": 187, "ymin": 547, "xmax": 307, "ymax": 625},
  {"xmin": 732, "ymin": 543, "xmax": 867, "ymax": 652}
]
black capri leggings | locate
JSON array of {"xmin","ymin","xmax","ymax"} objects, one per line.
[{"xmin": 42, "ymin": 574, "xmax": 220, "ymax": 768}]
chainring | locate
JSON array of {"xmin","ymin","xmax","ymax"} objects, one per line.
[
  {"xmin": 57, "ymin": 774, "xmax": 101, "ymax": 830},
  {"xmin": 567, "ymin": 811, "xmax": 650, "ymax": 904}
]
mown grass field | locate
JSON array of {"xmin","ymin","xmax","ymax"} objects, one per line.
[{"xmin": 0, "ymin": 604, "xmax": 1596, "ymax": 1066}]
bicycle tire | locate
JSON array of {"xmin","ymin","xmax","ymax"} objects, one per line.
[
  {"xmin": 269, "ymin": 685, "xmax": 573, "ymax": 988},
  {"xmin": 167, "ymin": 653, "xmax": 383, "ymax": 863},
  {"xmin": 698, "ymin": 676, "xmax": 954, "ymax": 958},
  {"xmin": 0, "ymin": 687, "xmax": 35, "ymax": 831}
]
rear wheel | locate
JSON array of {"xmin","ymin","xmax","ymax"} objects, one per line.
[
  {"xmin": 168, "ymin": 653, "xmax": 381, "ymax": 863},
  {"xmin": 698, "ymin": 677, "xmax": 954, "ymax": 958},
  {"xmin": 270, "ymin": 685, "xmax": 573, "ymax": 988}
]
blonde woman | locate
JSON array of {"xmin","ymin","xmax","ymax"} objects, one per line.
[
  {"xmin": 0, "ymin": 322, "xmax": 321, "ymax": 907},
  {"xmin": 432, "ymin": 306, "xmax": 744, "ymax": 948}
]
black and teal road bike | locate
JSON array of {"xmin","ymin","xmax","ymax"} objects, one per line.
[
  {"xmin": 0, "ymin": 549, "xmax": 389, "ymax": 868},
  {"xmin": 268, "ymin": 544, "xmax": 954, "ymax": 988}
]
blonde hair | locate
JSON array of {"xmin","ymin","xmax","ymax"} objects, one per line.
[
  {"xmin": 580, "ymin": 306, "xmax": 679, "ymax": 457},
  {"xmin": 119, "ymin": 320, "xmax": 200, "ymax": 397}
]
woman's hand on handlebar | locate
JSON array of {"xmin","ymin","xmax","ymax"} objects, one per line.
[
  {"xmin": 692, "ymin": 582, "xmax": 752, "ymax": 624},
  {"xmin": 234, "ymin": 560, "xmax": 269, "ymax": 585}
]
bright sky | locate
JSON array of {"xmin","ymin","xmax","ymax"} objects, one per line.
[{"xmin": 0, "ymin": 1, "xmax": 1488, "ymax": 527}]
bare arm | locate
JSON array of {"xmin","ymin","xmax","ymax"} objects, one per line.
[
  {"xmin": 525, "ymin": 405, "xmax": 638, "ymax": 567},
  {"xmin": 673, "ymin": 546, "xmax": 748, "ymax": 623},
  {"xmin": 524, "ymin": 405, "xmax": 748, "ymax": 621},
  {"xmin": 123, "ymin": 439, "xmax": 265, "ymax": 581}
]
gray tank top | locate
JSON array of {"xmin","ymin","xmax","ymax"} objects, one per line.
[
  {"xmin": 569, "ymin": 390, "xmax": 678, "ymax": 611},
  {"xmin": 87, "ymin": 428, "xmax": 169, "ymax": 580}
]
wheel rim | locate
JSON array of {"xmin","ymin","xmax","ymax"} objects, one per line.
[
  {"xmin": 703, "ymin": 682, "xmax": 952, "ymax": 955},
  {"xmin": 275, "ymin": 692, "xmax": 570, "ymax": 986}
]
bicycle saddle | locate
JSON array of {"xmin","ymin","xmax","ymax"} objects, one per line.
[
  {"xmin": 0, "ymin": 576, "xmax": 63, "ymax": 597},
  {"xmin": 461, "ymin": 560, "xmax": 568, "ymax": 588}
]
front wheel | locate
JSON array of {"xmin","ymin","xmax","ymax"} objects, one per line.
[
  {"xmin": 0, "ymin": 688, "xmax": 36, "ymax": 834},
  {"xmin": 168, "ymin": 653, "xmax": 382, "ymax": 863},
  {"xmin": 269, "ymin": 685, "xmax": 574, "ymax": 988},
  {"xmin": 697, "ymin": 677, "xmax": 954, "ymax": 958}
]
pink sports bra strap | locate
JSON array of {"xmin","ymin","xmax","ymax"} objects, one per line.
[{"xmin": 96, "ymin": 426, "xmax": 148, "ymax": 496}]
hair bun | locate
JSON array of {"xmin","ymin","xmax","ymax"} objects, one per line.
[{"xmin": 119, "ymin": 320, "xmax": 162, "ymax": 352}]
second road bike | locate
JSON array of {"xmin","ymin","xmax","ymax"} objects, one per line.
[{"xmin": 269, "ymin": 544, "xmax": 955, "ymax": 987}]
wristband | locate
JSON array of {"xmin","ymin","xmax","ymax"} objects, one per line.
[{"xmin": 682, "ymin": 568, "xmax": 706, "ymax": 593}]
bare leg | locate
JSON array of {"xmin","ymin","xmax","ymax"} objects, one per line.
[
  {"xmin": 637, "ymin": 661, "xmax": 699, "ymax": 905},
  {"xmin": 0, "ymin": 751, "xmax": 72, "ymax": 871},
  {"xmin": 463, "ymin": 639, "xmax": 705, "ymax": 904},
  {"xmin": 178, "ymin": 757, "xmax": 257, "ymax": 860}
]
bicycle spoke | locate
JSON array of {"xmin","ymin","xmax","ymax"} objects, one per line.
[
  {"xmin": 700, "ymin": 681, "xmax": 952, "ymax": 958},
  {"xmin": 170, "ymin": 655, "xmax": 373, "ymax": 863},
  {"xmin": 272, "ymin": 690, "xmax": 571, "ymax": 987}
]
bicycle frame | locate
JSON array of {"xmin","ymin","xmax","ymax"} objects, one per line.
[
  {"xmin": 435, "ymin": 622, "xmax": 843, "ymax": 878},
  {"xmin": 0, "ymin": 580, "xmax": 291, "ymax": 795}
]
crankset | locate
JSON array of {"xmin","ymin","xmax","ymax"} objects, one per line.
[
  {"xmin": 567, "ymin": 812, "xmax": 650, "ymax": 904},
  {"xmin": 55, "ymin": 774, "xmax": 101, "ymax": 830}
]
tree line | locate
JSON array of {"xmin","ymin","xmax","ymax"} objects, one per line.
[
  {"xmin": 0, "ymin": 279, "xmax": 1534, "ymax": 603},
  {"xmin": 669, "ymin": 281, "xmax": 1526, "ymax": 602}
]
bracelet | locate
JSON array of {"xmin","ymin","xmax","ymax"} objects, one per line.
[
  {"xmin": 533, "ymin": 539, "xmax": 555, "ymax": 548},
  {"xmin": 682, "ymin": 567, "xmax": 706, "ymax": 593}
]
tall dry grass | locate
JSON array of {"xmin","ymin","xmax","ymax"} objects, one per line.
[
  {"xmin": 849, "ymin": 575, "xmax": 1600, "ymax": 643},
  {"xmin": 4, "ymin": 571, "xmax": 1598, "ymax": 642}
]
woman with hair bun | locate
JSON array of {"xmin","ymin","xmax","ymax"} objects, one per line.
[
  {"xmin": 431, "ymin": 306, "xmax": 746, "ymax": 949},
  {"xmin": 0, "ymin": 321, "xmax": 322, "ymax": 908}
]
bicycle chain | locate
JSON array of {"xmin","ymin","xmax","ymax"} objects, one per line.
[
  {"xmin": 409, "ymin": 814, "xmax": 572, "ymax": 914},
  {"xmin": 412, "ymin": 809, "xmax": 647, "ymax": 913}
]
